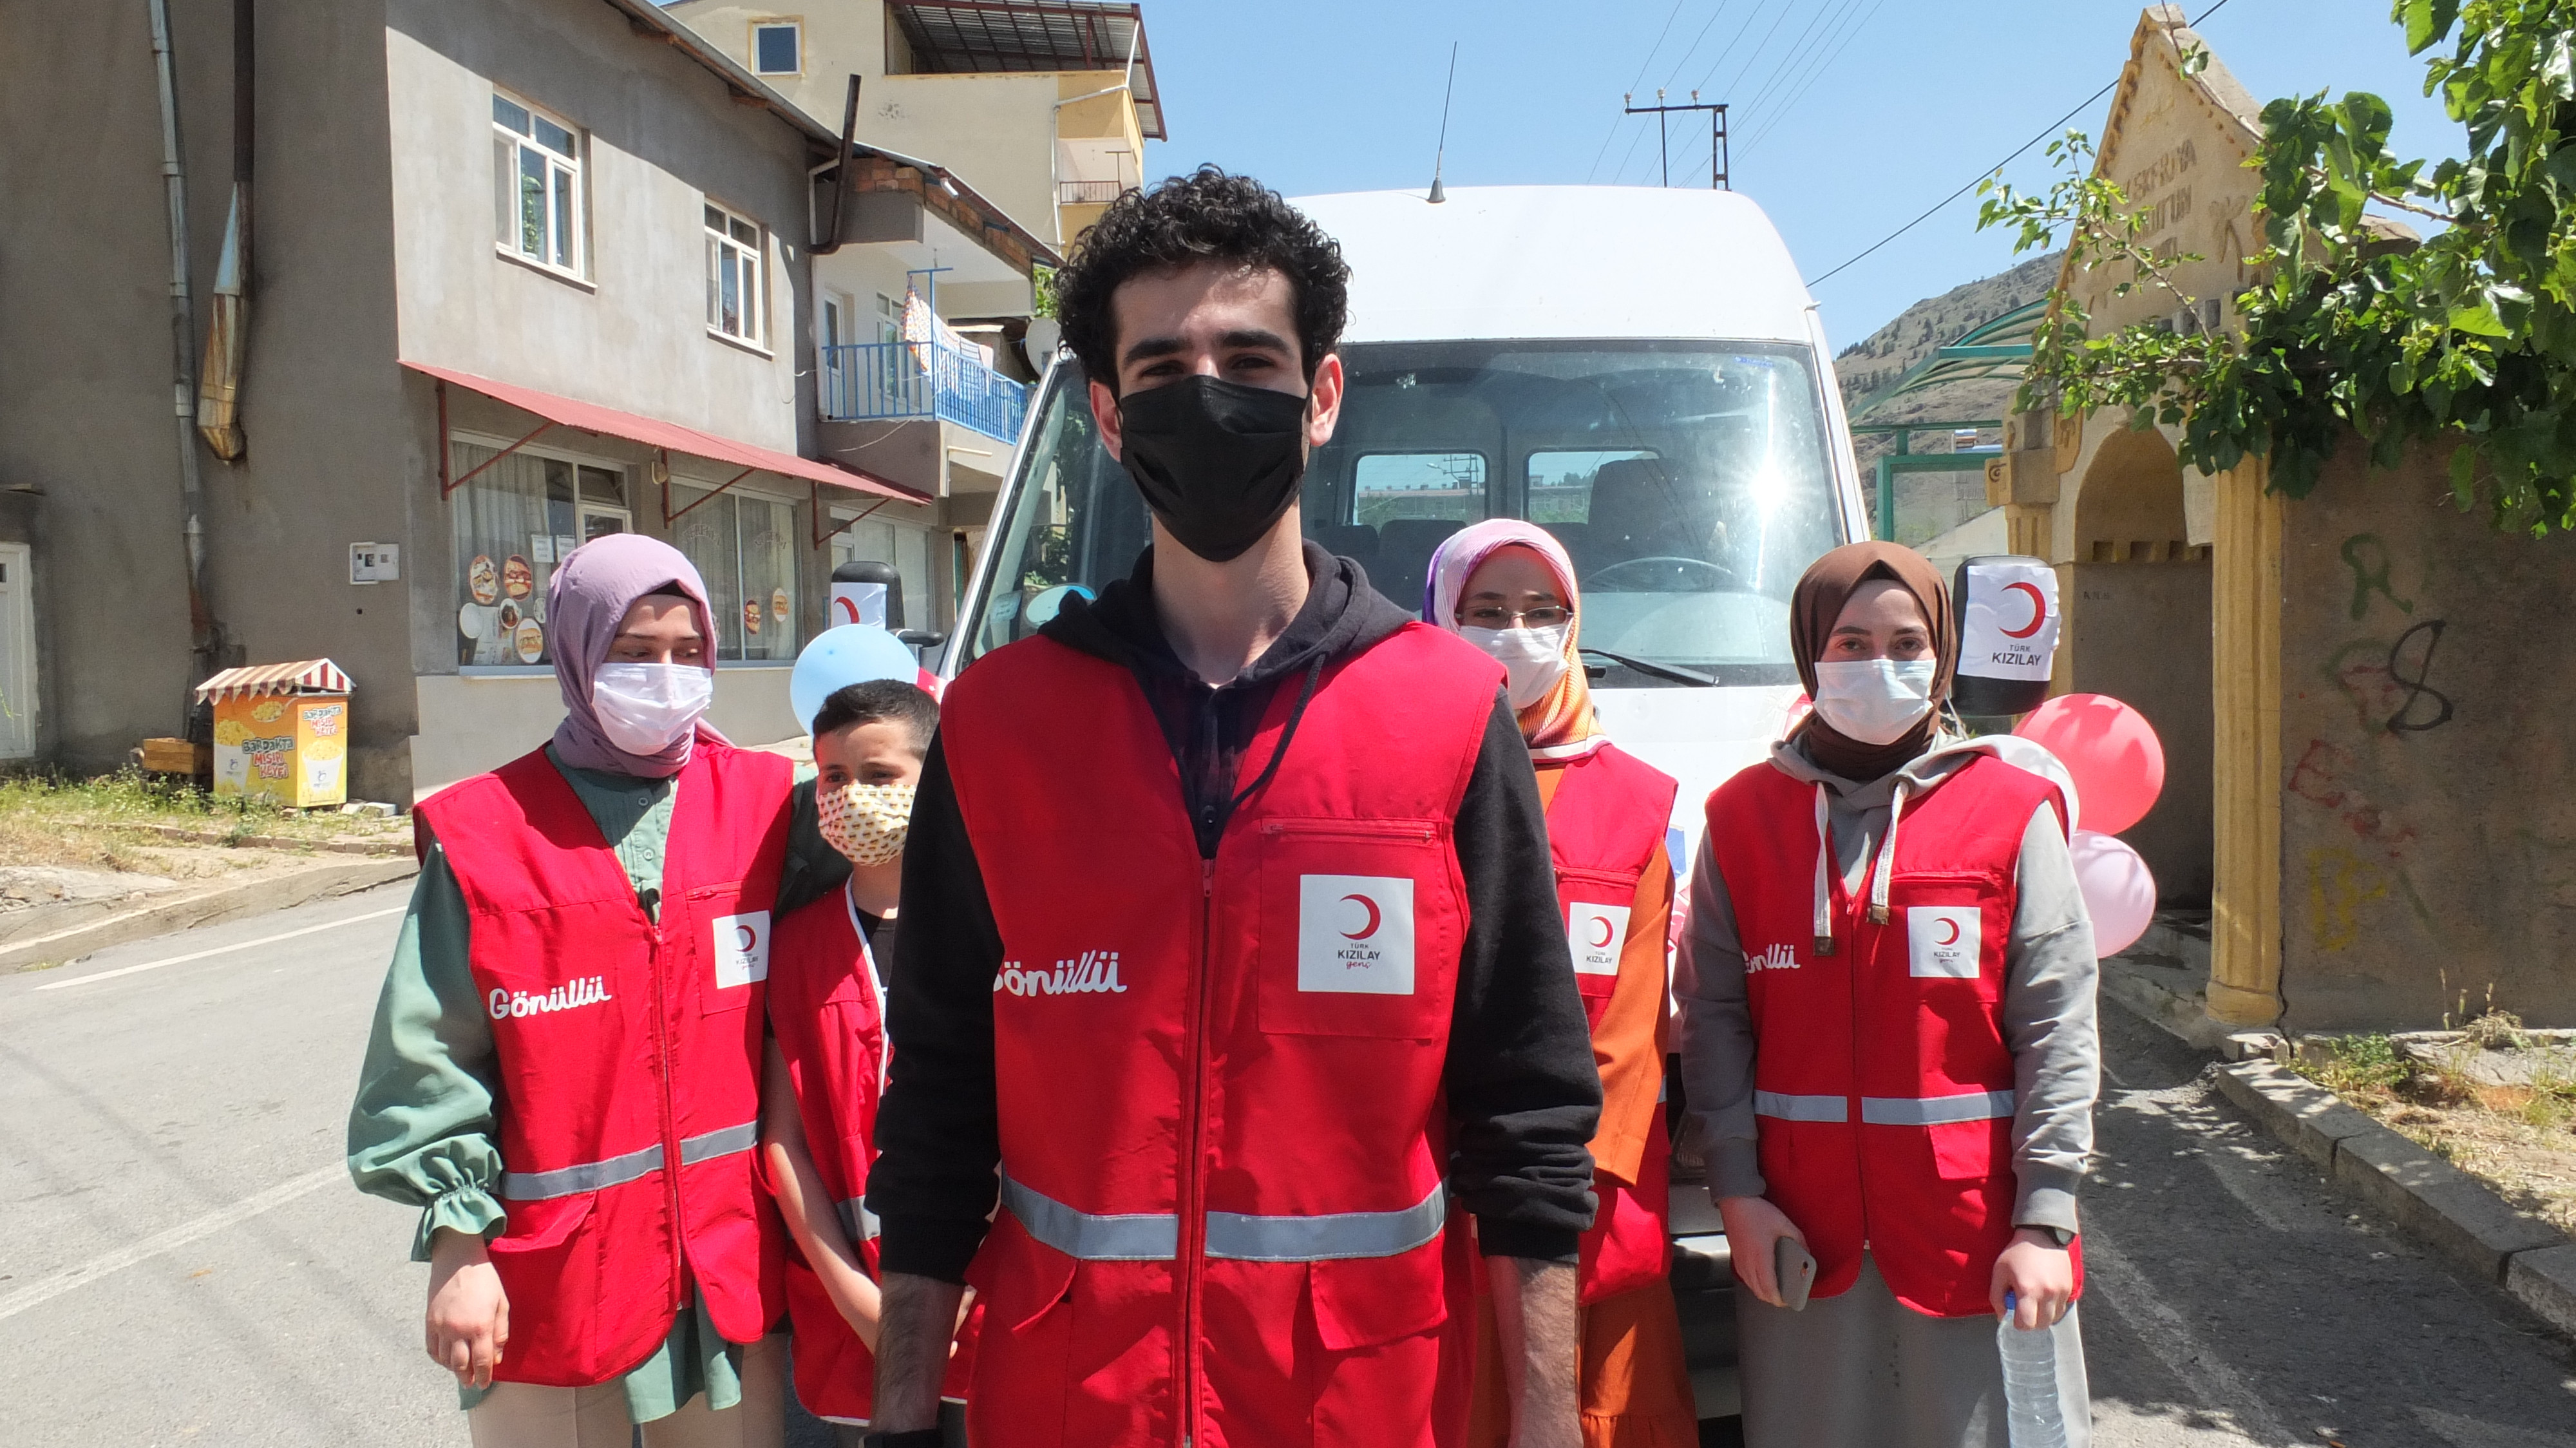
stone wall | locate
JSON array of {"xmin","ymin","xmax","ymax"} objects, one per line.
[{"xmin": 2273, "ymin": 448, "xmax": 2576, "ymax": 1029}]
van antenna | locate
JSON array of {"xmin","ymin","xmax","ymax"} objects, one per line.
[{"xmin": 1427, "ymin": 42, "xmax": 1457, "ymax": 204}]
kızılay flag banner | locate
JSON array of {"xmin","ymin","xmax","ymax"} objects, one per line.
[{"xmin": 1960, "ymin": 560, "xmax": 2059, "ymax": 681}]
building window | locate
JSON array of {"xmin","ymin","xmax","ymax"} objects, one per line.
[
  {"xmin": 448, "ymin": 441, "xmax": 629, "ymax": 667},
  {"xmin": 706, "ymin": 203, "xmax": 765, "ymax": 345},
  {"xmin": 672, "ymin": 486, "xmax": 800, "ymax": 661},
  {"xmin": 752, "ymin": 20, "xmax": 802, "ymax": 75},
  {"xmin": 876, "ymin": 291, "xmax": 900, "ymax": 344},
  {"xmin": 493, "ymin": 93, "xmax": 582, "ymax": 275},
  {"xmin": 829, "ymin": 513, "xmax": 936, "ymax": 630}
]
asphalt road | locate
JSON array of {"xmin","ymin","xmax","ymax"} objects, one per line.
[{"xmin": 3, "ymin": 888, "xmax": 2571, "ymax": 1447}]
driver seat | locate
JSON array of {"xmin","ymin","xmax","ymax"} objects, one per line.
[{"xmin": 1587, "ymin": 457, "xmax": 1678, "ymax": 564}]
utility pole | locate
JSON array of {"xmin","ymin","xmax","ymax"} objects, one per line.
[{"xmin": 1622, "ymin": 90, "xmax": 1730, "ymax": 190}]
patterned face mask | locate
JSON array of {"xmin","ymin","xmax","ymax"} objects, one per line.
[{"xmin": 818, "ymin": 779, "xmax": 915, "ymax": 867}]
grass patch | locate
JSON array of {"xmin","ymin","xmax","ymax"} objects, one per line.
[
  {"xmin": 0, "ymin": 767, "xmax": 402, "ymax": 876},
  {"xmin": 2293, "ymin": 1028, "xmax": 2576, "ymax": 1237}
]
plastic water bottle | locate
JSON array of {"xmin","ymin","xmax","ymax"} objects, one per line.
[{"xmin": 1998, "ymin": 1292, "xmax": 2069, "ymax": 1448}]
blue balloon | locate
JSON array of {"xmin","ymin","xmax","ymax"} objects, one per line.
[{"xmin": 790, "ymin": 625, "xmax": 919, "ymax": 735}]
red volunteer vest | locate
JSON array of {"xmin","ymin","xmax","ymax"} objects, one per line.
[
  {"xmin": 766, "ymin": 894, "xmax": 978, "ymax": 1420},
  {"xmin": 421, "ymin": 743, "xmax": 791, "ymax": 1385},
  {"xmin": 1542, "ymin": 745, "xmax": 1679, "ymax": 1306},
  {"xmin": 940, "ymin": 624, "xmax": 1504, "ymax": 1448},
  {"xmin": 1704, "ymin": 751, "xmax": 2076, "ymax": 1318}
]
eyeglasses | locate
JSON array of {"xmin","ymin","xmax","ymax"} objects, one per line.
[{"xmin": 1456, "ymin": 605, "xmax": 1572, "ymax": 629}]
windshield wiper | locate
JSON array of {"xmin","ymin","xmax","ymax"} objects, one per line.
[{"xmin": 1578, "ymin": 647, "xmax": 1716, "ymax": 687}]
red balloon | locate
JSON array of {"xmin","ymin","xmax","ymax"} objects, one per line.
[{"xmin": 2012, "ymin": 693, "xmax": 2165, "ymax": 835}]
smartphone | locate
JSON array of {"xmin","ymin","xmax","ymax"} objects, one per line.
[{"xmin": 1775, "ymin": 1237, "xmax": 1817, "ymax": 1311}]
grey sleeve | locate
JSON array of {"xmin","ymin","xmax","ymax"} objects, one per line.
[
  {"xmin": 2002, "ymin": 803, "xmax": 2099, "ymax": 1234},
  {"xmin": 1672, "ymin": 830, "xmax": 1766, "ymax": 1201}
]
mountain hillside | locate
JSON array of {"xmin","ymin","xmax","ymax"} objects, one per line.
[{"xmin": 1833, "ymin": 251, "xmax": 2061, "ymax": 464}]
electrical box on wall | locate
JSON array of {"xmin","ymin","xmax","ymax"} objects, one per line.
[{"xmin": 350, "ymin": 543, "xmax": 401, "ymax": 584}]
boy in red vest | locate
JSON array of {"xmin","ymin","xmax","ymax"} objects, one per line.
[
  {"xmin": 862, "ymin": 168, "xmax": 1603, "ymax": 1448},
  {"xmin": 759, "ymin": 679, "xmax": 974, "ymax": 1445}
]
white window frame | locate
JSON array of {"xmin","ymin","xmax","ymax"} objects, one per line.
[
  {"xmin": 492, "ymin": 91, "xmax": 585, "ymax": 279},
  {"xmin": 750, "ymin": 18, "xmax": 804, "ymax": 76},
  {"xmin": 705, "ymin": 201, "xmax": 768, "ymax": 350}
]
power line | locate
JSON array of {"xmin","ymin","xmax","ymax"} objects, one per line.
[
  {"xmin": 1733, "ymin": 0, "xmax": 1860, "ymax": 122},
  {"xmin": 1711, "ymin": 0, "xmax": 1800, "ymax": 107},
  {"xmin": 1803, "ymin": 0, "xmax": 2234, "ymax": 289},
  {"xmin": 1743, "ymin": 0, "xmax": 1891, "ymax": 157},
  {"xmin": 1658, "ymin": 0, "xmax": 1738, "ymax": 95},
  {"xmin": 1586, "ymin": 0, "xmax": 1690, "ymax": 182}
]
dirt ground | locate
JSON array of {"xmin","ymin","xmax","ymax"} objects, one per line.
[{"xmin": 2297, "ymin": 1027, "xmax": 2576, "ymax": 1236}]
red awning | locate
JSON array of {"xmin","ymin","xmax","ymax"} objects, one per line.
[{"xmin": 406, "ymin": 360, "xmax": 929, "ymax": 504}]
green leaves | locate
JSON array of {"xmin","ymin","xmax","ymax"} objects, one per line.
[{"xmin": 1976, "ymin": 0, "xmax": 2576, "ymax": 537}]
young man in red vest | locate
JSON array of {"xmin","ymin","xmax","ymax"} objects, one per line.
[{"xmin": 860, "ymin": 167, "xmax": 1605, "ymax": 1448}]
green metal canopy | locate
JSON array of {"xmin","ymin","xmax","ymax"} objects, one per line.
[{"xmin": 1844, "ymin": 298, "xmax": 2043, "ymax": 542}]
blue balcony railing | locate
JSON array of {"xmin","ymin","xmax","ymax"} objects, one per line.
[{"xmin": 819, "ymin": 340, "xmax": 1030, "ymax": 444}]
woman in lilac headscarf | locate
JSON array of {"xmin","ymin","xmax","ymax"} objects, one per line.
[{"xmin": 351, "ymin": 533, "xmax": 821, "ymax": 1446}]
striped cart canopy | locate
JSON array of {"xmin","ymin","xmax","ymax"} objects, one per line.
[{"xmin": 191, "ymin": 658, "xmax": 352, "ymax": 703}]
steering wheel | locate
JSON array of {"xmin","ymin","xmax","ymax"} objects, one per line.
[{"xmin": 1584, "ymin": 555, "xmax": 1736, "ymax": 592}]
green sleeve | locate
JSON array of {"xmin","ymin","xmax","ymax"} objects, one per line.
[{"xmin": 345, "ymin": 831, "xmax": 509, "ymax": 1261}]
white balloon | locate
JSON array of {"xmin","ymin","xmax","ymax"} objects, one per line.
[{"xmin": 2068, "ymin": 829, "xmax": 2157, "ymax": 957}]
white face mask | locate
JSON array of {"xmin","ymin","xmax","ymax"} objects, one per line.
[
  {"xmin": 1459, "ymin": 624, "xmax": 1571, "ymax": 710},
  {"xmin": 1810, "ymin": 658, "xmax": 1938, "ymax": 745},
  {"xmin": 591, "ymin": 662, "xmax": 714, "ymax": 756}
]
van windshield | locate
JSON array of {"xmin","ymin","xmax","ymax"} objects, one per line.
[{"xmin": 965, "ymin": 340, "xmax": 1846, "ymax": 686}]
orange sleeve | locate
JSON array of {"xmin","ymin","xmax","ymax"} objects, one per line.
[{"xmin": 1585, "ymin": 840, "xmax": 1672, "ymax": 1188}]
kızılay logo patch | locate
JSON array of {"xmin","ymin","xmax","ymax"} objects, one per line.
[
  {"xmin": 1296, "ymin": 874, "xmax": 1415, "ymax": 995},
  {"xmin": 1566, "ymin": 902, "xmax": 1630, "ymax": 976},
  {"xmin": 1906, "ymin": 906, "xmax": 1981, "ymax": 979}
]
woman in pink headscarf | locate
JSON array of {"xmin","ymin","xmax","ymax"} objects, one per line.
[
  {"xmin": 352, "ymin": 534, "xmax": 813, "ymax": 1447},
  {"xmin": 1427, "ymin": 520, "xmax": 1696, "ymax": 1448}
]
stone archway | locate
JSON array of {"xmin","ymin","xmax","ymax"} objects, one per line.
[{"xmin": 2065, "ymin": 421, "xmax": 2214, "ymax": 903}]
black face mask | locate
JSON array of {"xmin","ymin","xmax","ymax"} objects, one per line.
[{"xmin": 1113, "ymin": 374, "xmax": 1310, "ymax": 563}]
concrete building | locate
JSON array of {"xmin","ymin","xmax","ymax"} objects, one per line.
[
  {"xmin": 665, "ymin": 0, "xmax": 1164, "ymax": 253},
  {"xmin": 0, "ymin": 0, "xmax": 1050, "ymax": 801},
  {"xmin": 1996, "ymin": 7, "xmax": 2576, "ymax": 1029}
]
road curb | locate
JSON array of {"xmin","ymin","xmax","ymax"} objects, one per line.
[
  {"xmin": 0, "ymin": 857, "xmax": 417, "ymax": 972},
  {"xmin": 2116, "ymin": 989, "xmax": 2576, "ymax": 1338}
]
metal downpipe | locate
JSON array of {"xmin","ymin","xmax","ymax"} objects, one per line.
[{"xmin": 147, "ymin": 0, "xmax": 218, "ymax": 675}]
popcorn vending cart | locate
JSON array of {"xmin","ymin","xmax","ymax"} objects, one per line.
[{"xmin": 195, "ymin": 659, "xmax": 354, "ymax": 808}]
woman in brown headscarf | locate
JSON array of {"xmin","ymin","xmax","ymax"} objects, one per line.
[{"xmin": 1672, "ymin": 542, "xmax": 2103, "ymax": 1447}]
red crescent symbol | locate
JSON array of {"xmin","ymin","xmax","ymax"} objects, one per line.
[
  {"xmin": 832, "ymin": 596, "xmax": 860, "ymax": 625},
  {"xmin": 735, "ymin": 925, "xmax": 759, "ymax": 951},
  {"xmin": 1340, "ymin": 893, "xmax": 1381, "ymax": 940},
  {"xmin": 2001, "ymin": 581, "xmax": 2047, "ymax": 639},
  {"xmin": 1935, "ymin": 918, "xmax": 1961, "ymax": 946},
  {"xmin": 1587, "ymin": 915, "xmax": 1616, "ymax": 949}
]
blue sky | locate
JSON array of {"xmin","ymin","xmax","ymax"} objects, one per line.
[{"xmin": 1135, "ymin": 0, "xmax": 2460, "ymax": 347}]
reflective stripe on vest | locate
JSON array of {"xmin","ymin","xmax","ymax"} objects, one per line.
[
  {"xmin": 1754, "ymin": 1091, "xmax": 1848, "ymax": 1123},
  {"xmin": 1205, "ymin": 1183, "xmax": 1447, "ymax": 1262},
  {"xmin": 837, "ymin": 1196, "xmax": 882, "ymax": 1243},
  {"xmin": 1859, "ymin": 1089, "xmax": 2016, "ymax": 1125},
  {"xmin": 1001, "ymin": 1175, "xmax": 1180, "ymax": 1261},
  {"xmin": 1752, "ymin": 1091, "xmax": 2018, "ymax": 1126},
  {"xmin": 502, "ymin": 1119, "xmax": 760, "ymax": 1201},
  {"xmin": 1001, "ymin": 1175, "xmax": 1448, "ymax": 1264}
]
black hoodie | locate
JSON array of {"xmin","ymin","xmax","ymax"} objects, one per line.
[{"xmin": 868, "ymin": 543, "xmax": 1605, "ymax": 1280}]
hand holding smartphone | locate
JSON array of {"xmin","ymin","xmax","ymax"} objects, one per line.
[{"xmin": 1774, "ymin": 1237, "xmax": 1816, "ymax": 1311}]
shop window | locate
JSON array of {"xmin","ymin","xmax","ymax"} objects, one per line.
[
  {"xmin": 705, "ymin": 202, "xmax": 766, "ymax": 346},
  {"xmin": 672, "ymin": 485, "xmax": 800, "ymax": 661},
  {"xmin": 493, "ymin": 92, "xmax": 583, "ymax": 276},
  {"xmin": 449, "ymin": 442, "xmax": 611, "ymax": 667}
]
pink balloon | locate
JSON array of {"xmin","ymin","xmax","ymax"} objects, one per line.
[
  {"xmin": 2013, "ymin": 692, "xmax": 2165, "ymax": 835},
  {"xmin": 2069, "ymin": 829, "xmax": 2157, "ymax": 957}
]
